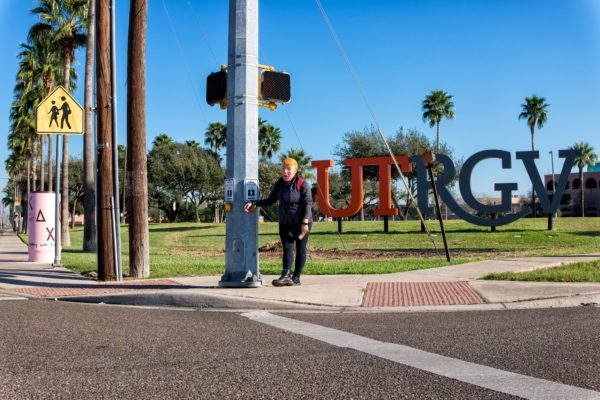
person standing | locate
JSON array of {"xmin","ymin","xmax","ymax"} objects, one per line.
[
  {"xmin": 244, "ymin": 158, "xmax": 312, "ymax": 286},
  {"xmin": 48, "ymin": 101, "xmax": 60, "ymax": 127},
  {"xmin": 59, "ymin": 96, "xmax": 72, "ymax": 129}
]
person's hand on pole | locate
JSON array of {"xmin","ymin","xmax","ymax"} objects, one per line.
[{"xmin": 243, "ymin": 202, "xmax": 256, "ymax": 213}]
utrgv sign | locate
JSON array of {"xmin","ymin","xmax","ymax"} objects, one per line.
[{"xmin": 311, "ymin": 149, "xmax": 580, "ymax": 227}]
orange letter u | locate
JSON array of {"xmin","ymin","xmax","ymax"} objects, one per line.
[{"xmin": 311, "ymin": 160, "xmax": 363, "ymax": 218}]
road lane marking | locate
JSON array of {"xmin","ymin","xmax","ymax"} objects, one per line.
[{"xmin": 242, "ymin": 311, "xmax": 600, "ymax": 400}]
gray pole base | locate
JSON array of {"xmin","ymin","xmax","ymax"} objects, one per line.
[{"xmin": 219, "ymin": 271, "xmax": 264, "ymax": 288}]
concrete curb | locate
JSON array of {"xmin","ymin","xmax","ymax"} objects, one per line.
[
  {"xmin": 56, "ymin": 290, "xmax": 342, "ymax": 310},
  {"xmin": 54, "ymin": 288, "xmax": 600, "ymax": 313}
]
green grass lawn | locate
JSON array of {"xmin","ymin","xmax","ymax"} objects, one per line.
[
  {"xmin": 24, "ymin": 217, "xmax": 600, "ymax": 280},
  {"xmin": 483, "ymin": 260, "xmax": 600, "ymax": 282}
]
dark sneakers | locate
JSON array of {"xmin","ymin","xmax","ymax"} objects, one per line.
[
  {"xmin": 272, "ymin": 274, "xmax": 293, "ymax": 287},
  {"xmin": 292, "ymin": 275, "xmax": 301, "ymax": 285}
]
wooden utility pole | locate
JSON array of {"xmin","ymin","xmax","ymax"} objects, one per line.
[
  {"xmin": 127, "ymin": 0, "xmax": 150, "ymax": 278},
  {"xmin": 83, "ymin": 0, "xmax": 97, "ymax": 253},
  {"xmin": 95, "ymin": 0, "xmax": 116, "ymax": 281}
]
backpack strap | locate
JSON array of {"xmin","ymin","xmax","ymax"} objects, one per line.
[{"xmin": 296, "ymin": 177, "xmax": 305, "ymax": 190}]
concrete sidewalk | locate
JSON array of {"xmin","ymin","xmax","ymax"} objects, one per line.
[{"xmin": 1, "ymin": 230, "xmax": 599, "ymax": 311}]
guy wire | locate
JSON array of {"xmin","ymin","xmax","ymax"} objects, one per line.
[
  {"xmin": 315, "ymin": 0, "xmax": 440, "ymax": 254},
  {"xmin": 282, "ymin": 104, "xmax": 348, "ymax": 252},
  {"xmin": 185, "ymin": 0, "xmax": 220, "ymax": 66}
]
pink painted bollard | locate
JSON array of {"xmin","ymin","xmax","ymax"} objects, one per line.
[{"xmin": 28, "ymin": 192, "xmax": 56, "ymax": 263}]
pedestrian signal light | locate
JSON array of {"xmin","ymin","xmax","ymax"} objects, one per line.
[
  {"xmin": 260, "ymin": 71, "xmax": 291, "ymax": 103},
  {"xmin": 206, "ymin": 70, "xmax": 227, "ymax": 106}
]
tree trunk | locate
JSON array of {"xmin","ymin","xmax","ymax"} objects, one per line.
[
  {"xmin": 402, "ymin": 179, "xmax": 414, "ymax": 220},
  {"xmin": 127, "ymin": 0, "xmax": 150, "ymax": 278},
  {"xmin": 61, "ymin": 55, "xmax": 71, "ymax": 246},
  {"xmin": 83, "ymin": 0, "xmax": 97, "ymax": 252},
  {"xmin": 96, "ymin": 0, "xmax": 116, "ymax": 281},
  {"xmin": 25, "ymin": 161, "xmax": 31, "ymax": 234},
  {"xmin": 48, "ymin": 135, "xmax": 53, "ymax": 191},
  {"xmin": 436, "ymin": 120, "xmax": 440, "ymax": 154},
  {"xmin": 70, "ymin": 198, "xmax": 77, "ymax": 229},
  {"xmin": 579, "ymin": 167, "xmax": 585, "ymax": 217},
  {"xmin": 40, "ymin": 135, "xmax": 45, "ymax": 191},
  {"xmin": 40, "ymin": 84, "xmax": 53, "ymax": 192},
  {"xmin": 32, "ymin": 141, "xmax": 38, "ymax": 192}
]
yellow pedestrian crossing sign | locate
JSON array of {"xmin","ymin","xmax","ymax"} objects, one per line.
[{"xmin": 35, "ymin": 86, "xmax": 84, "ymax": 135}]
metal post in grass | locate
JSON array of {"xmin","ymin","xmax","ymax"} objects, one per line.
[
  {"xmin": 422, "ymin": 150, "xmax": 451, "ymax": 262},
  {"xmin": 383, "ymin": 215, "xmax": 389, "ymax": 233},
  {"xmin": 219, "ymin": 0, "xmax": 262, "ymax": 288},
  {"xmin": 338, "ymin": 218, "xmax": 343, "ymax": 234},
  {"xmin": 491, "ymin": 212, "xmax": 497, "ymax": 232},
  {"xmin": 548, "ymin": 150, "xmax": 556, "ymax": 231}
]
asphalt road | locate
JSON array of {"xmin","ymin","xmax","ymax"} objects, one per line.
[{"xmin": 0, "ymin": 300, "xmax": 598, "ymax": 399}]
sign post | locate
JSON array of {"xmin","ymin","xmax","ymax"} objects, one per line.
[{"xmin": 35, "ymin": 85, "xmax": 84, "ymax": 267}]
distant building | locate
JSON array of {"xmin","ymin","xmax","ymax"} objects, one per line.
[
  {"xmin": 472, "ymin": 196, "xmax": 529, "ymax": 214},
  {"xmin": 545, "ymin": 168, "xmax": 600, "ymax": 217},
  {"xmin": 588, "ymin": 162, "xmax": 600, "ymax": 172}
]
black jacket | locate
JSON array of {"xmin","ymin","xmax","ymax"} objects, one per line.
[{"xmin": 256, "ymin": 176, "xmax": 312, "ymax": 225}]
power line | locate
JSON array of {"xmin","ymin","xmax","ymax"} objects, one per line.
[
  {"xmin": 185, "ymin": 0, "xmax": 220, "ymax": 66},
  {"xmin": 160, "ymin": 0, "xmax": 208, "ymax": 127}
]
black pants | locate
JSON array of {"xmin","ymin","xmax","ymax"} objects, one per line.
[{"xmin": 279, "ymin": 223, "xmax": 311, "ymax": 276}]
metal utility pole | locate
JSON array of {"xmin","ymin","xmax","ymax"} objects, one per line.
[
  {"xmin": 95, "ymin": 0, "xmax": 116, "ymax": 281},
  {"xmin": 110, "ymin": 0, "xmax": 122, "ymax": 281},
  {"xmin": 219, "ymin": 0, "xmax": 262, "ymax": 288}
]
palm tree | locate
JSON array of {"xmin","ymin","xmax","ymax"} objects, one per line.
[
  {"xmin": 127, "ymin": 0, "xmax": 149, "ymax": 278},
  {"xmin": 5, "ymin": 150, "xmax": 27, "ymax": 233},
  {"xmin": 422, "ymin": 90, "xmax": 455, "ymax": 153},
  {"xmin": 31, "ymin": 0, "xmax": 88, "ymax": 246},
  {"xmin": 569, "ymin": 142, "xmax": 598, "ymax": 217},
  {"xmin": 14, "ymin": 44, "xmax": 42, "ymax": 192},
  {"xmin": 9, "ymin": 79, "xmax": 37, "ymax": 221},
  {"xmin": 204, "ymin": 122, "xmax": 227, "ymax": 153},
  {"xmin": 519, "ymin": 95, "xmax": 549, "ymax": 152},
  {"xmin": 519, "ymin": 95, "xmax": 549, "ymax": 214},
  {"xmin": 152, "ymin": 133, "xmax": 173, "ymax": 148},
  {"xmin": 280, "ymin": 148, "xmax": 314, "ymax": 181},
  {"xmin": 259, "ymin": 122, "xmax": 282, "ymax": 161},
  {"xmin": 23, "ymin": 28, "xmax": 63, "ymax": 191},
  {"xmin": 185, "ymin": 140, "xmax": 201, "ymax": 149}
]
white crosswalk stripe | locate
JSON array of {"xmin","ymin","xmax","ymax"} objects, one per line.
[{"xmin": 242, "ymin": 311, "xmax": 600, "ymax": 400}]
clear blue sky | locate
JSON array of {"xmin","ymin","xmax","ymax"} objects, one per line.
[{"xmin": 2, "ymin": 0, "xmax": 599, "ymax": 199}]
